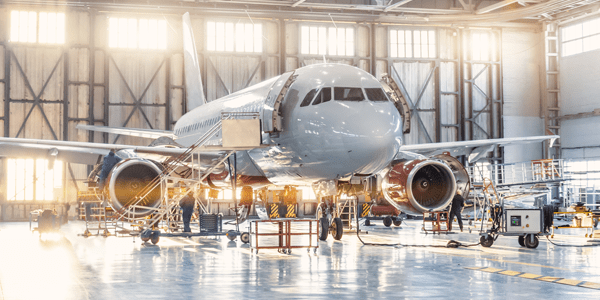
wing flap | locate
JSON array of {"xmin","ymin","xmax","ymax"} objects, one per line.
[{"xmin": 76, "ymin": 125, "xmax": 174, "ymax": 139}]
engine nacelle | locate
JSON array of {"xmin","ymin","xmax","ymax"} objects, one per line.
[
  {"xmin": 382, "ymin": 154, "xmax": 469, "ymax": 215},
  {"xmin": 106, "ymin": 158, "xmax": 164, "ymax": 218}
]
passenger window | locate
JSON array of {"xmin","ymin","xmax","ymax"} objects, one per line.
[
  {"xmin": 335, "ymin": 87, "xmax": 365, "ymax": 101},
  {"xmin": 365, "ymin": 88, "xmax": 389, "ymax": 102},
  {"xmin": 313, "ymin": 87, "xmax": 332, "ymax": 106},
  {"xmin": 300, "ymin": 89, "xmax": 318, "ymax": 107}
]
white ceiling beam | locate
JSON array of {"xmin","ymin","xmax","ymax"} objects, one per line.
[
  {"xmin": 291, "ymin": 0, "xmax": 306, "ymax": 8},
  {"xmin": 384, "ymin": 0, "xmax": 414, "ymax": 12},
  {"xmin": 476, "ymin": 0, "xmax": 545, "ymax": 15}
]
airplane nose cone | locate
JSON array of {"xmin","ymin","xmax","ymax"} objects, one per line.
[{"xmin": 339, "ymin": 102, "xmax": 402, "ymax": 174}]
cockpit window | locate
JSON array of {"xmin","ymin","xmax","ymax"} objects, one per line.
[
  {"xmin": 365, "ymin": 88, "xmax": 389, "ymax": 102},
  {"xmin": 300, "ymin": 89, "xmax": 318, "ymax": 107},
  {"xmin": 335, "ymin": 87, "xmax": 365, "ymax": 101},
  {"xmin": 312, "ymin": 87, "xmax": 332, "ymax": 106}
]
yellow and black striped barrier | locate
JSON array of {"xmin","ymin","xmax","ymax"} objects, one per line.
[
  {"xmin": 465, "ymin": 266, "xmax": 600, "ymax": 290},
  {"xmin": 269, "ymin": 203, "xmax": 280, "ymax": 219},
  {"xmin": 285, "ymin": 204, "xmax": 296, "ymax": 218},
  {"xmin": 361, "ymin": 203, "xmax": 372, "ymax": 218}
]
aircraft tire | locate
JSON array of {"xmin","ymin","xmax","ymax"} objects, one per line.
[
  {"xmin": 240, "ymin": 232, "xmax": 250, "ymax": 244},
  {"xmin": 150, "ymin": 231, "xmax": 160, "ymax": 245},
  {"xmin": 393, "ymin": 218, "xmax": 402, "ymax": 227},
  {"xmin": 331, "ymin": 218, "xmax": 343, "ymax": 240},
  {"xmin": 319, "ymin": 217, "xmax": 328, "ymax": 241}
]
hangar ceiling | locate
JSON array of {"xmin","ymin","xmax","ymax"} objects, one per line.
[{"xmin": 5, "ymin": 0, "xmax": 600, "ymax": 24}]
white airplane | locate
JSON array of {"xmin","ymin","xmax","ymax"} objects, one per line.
[{"xmin": 0, "ymin": 13, "xmax": 557, "ymax": 241}]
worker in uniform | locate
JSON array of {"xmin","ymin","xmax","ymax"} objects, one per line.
[
  {"xmin": 98, "ymin": 150, "xmax": 122, "ymax": 191},
  {"xmin": 180, "ymin": 191, "xmax": 196, "ymax": 233},
  {"xmin": 448, "ymin": 189, "xmax": 465, "ymax": 232}
]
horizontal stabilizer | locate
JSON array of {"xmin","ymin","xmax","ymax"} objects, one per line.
[{"xmin": 77, "ymin": 125, "xmax": 174, "ymax": 139}]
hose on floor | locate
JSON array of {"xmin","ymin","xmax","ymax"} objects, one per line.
[
  {"xmin": 355, "ymin": 218, "xmax": 481, "ymax": 248},
  {"xmin": 545, "ymin": 235, "xmax": 600, "ymax": 247}
]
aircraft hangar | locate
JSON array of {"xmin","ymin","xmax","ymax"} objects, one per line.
[{"xmin": 1, "ymin": 0, "xmax": 600, "ymax": 298}]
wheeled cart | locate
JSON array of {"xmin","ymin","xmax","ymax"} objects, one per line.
[{"xmin": 479, "ymin": 207, "xmax": 552, "ymax": 249}]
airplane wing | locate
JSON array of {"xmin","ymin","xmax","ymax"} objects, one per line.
[
  {"xmin": 76, "ymin": 125, "xmax": 174, "ymax": 139},
  {"xmin": 398, "ymin": 135, "xmax": 559, "ymax": 162},
  {"xmin": 0, "ymin": 137, "xmax": 192, "ymax": 165}
]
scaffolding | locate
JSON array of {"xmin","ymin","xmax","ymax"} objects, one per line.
[{"xmin": 80, "ymin": 112, "xmax": 263, "ymax": 244}]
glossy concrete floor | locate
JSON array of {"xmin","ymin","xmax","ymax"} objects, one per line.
[{"xmin": 1, "ymin": 219, "xmax": 600, "ymax": 299}]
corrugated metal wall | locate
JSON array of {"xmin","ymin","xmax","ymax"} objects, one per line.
[{"xmin": 0, "ymin": 7, "xmax": 509, "ymax": 220}]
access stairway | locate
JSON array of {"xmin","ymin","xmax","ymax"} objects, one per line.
[{"xmin": 113, "ymin": 112, "xmax": 262, "ymax": 241}]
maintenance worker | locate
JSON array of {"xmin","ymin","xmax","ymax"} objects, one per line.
[
  {"xmin": 448, "ymin": 189, "xmax": 465, "ymax": 232},
  {"xmin": 98, "ymin": 150, "xmax": 122, "ymax": 190},
  {"xmin": 180, "ymin": 192, "xmax": 196, "ymax": 233}
]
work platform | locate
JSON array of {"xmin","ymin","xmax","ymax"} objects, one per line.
[{"xmin": 1, "ymin": 219, "xmax": 599, "ymax": 299}]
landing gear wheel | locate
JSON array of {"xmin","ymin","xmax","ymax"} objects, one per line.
[
  {"xmin": 331, "ymin": 217, "xmax": 343, "ymax": 240},
  {"xmin": 150, "ymin": 231, "xmax": 160, "ymax": 245},
  {"xmin": 364, "ymin": 219, "xmax": 371, "ymax": 226},
  {"xmin": 383, "ymin": 216, "xmax": 393, "ymax": 227},
  {"xmin": 240, "ymin": 232, "xmax": 250, "ymax": 244},
  {"xmin": 480, "ymin": 235, "xmax": 494, "ymax": 247},
  {"xmin": 319, "ymin": 217, "xmax": 328, "ymax": 241},
  {"xmin": 518, "ymin": 236, "xmax": 525, "ymax": 247},
  {"xmin": 226, "ymin": 230, "xmax": 237, "ymax": 241},
  {"xmin": 524, "ymin": 234, "xmax": 539, "ymax": 249},
  {"xmin": 140, "ymin": 229, "xmax": 151, "ymax": 243},
  {"xmin": 393, "ymin": 218, "xmax": 402, "ymax": 227},
  {"xmin": 594, "ymin": 218, "xmax": 598, "ymax": 228}
]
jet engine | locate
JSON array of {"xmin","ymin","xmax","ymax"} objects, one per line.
[
  {"xmin": 381, "ymin": 154, "xmax": 470, "ymax": 215},
  {"xmin": 106, "ymin": 158, "xmax": 164, "ymax": 218}
]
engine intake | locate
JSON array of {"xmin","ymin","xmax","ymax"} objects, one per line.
[
  {"xmin": 382, "ymin": 157, "xmax": 459, "ymax": 215},
  {"xmin": 106, "ymin": 158, "xmax": 163, "ymax": 218}
]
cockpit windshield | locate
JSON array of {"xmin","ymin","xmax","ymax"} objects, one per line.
[
  {"xmin": 313, "ymin": 87, "xmax": 332, "ymax": 105},
  {"xmin": 334, "ymin": 87, "xmax": 365, "ymax": 101},
  {"xmin": 364, "ymin": 88, "xmax": 389, "ymax": 102}
]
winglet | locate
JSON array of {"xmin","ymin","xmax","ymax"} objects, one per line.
[{"xmin": 182, "ymin": 12, "xmax": 206, "ymax": 110}]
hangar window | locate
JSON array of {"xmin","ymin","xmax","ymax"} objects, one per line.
[
  {"xmin": 206, "ymin": 21, "xmax": 263, "ymax": 53},
  {"xmin": 390, "ymin": 29, "xmax": 436, "ymax": 58},
  {"xmin": 561, "ymin": 18, "xmax": 600, "ymax": 57},
  {"xmin": 109, "ymin": 17, "xmax": 167, "ymax": 49},
  {"xmin": 334, "ymin": 87, "xmax": 364, "ymax": 101},
  {"xmin": 312, "ymin": 87, "xmax": 332, "ymax": 105},
  {"xmin": 365, "ymin": 88, "xmax": 389, "ymax": 102},
  {"xmin": 6, "ymin": 159, "xmax": 63, "ymax": 201},
  {"xmin": 10, "ymin": 11, "xmax": 65, "ymax": 44},
  {"xmin": 300, "ymin": 25, "xmax": 355, "ymax": 56},
  {"xmin": 300, "ymin": 89, "xmax": 318, "ymax": 107}
]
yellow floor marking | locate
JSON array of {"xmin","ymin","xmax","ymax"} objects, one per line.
[
  {"xmin": 499, "ymin": 270, "xmax": 521, "ymax": 276},
  {"xmin": 480, "ymin": 267, "xmax": 503, "ymax": 273},
  {"xmin": 519, "ymin": 273, "xmax": 542, "ymax": 279},
  {"xmin": 537, "ymin": 276, "xmax": 562, "ymax": 282},
  {"xmin": 580, "ymin": 282, "xmax": 600, "ymax": 289},
  {"xmin": 556, "ymin": 279, "xmax": 582, "ymax": 286}
]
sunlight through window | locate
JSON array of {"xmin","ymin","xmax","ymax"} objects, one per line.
[
  {"xmin": 206, "ymin": 21, "xmax": 262, "ymax": 53},
  {"xmin": 562, "ymin": 17, "xmax": 600, "ymax": 56},
  {"xmin": 7, "ymin": 159, "xmax": 63, "ymax": 201},
  {"xmin": 301, "ymin": 25, "xmax": 354, "ymax": 56},
  {"xmin": 10, "ymin": 10, "xmax": 65, "ymax": 44},
  {"xmin": 109, "ymin": 17, "xmax": 167, "ymax": 50},
  {"xmin": 390, "ymin": 29, "xmax": 436, "ymax": 58}
]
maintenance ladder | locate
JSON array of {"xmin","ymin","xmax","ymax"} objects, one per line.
[{"xmin": 114, "ymin": 112, "xmax": 262, "ymax": 234}]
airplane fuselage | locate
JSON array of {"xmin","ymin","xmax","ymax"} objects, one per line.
[{"xmin": 173, "ymin": 64, "xmax": 403, "ymax": 185}]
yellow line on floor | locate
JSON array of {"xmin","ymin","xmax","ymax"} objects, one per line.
[{"xmin": 466, "ymin": 266, "xmax": 600, "ymax": 290}]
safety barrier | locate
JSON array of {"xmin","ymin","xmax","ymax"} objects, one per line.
[{"xmin": 249, "ymin": 219, "xmax": 319, "ymax": 254}]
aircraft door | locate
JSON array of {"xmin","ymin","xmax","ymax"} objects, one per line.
[
  {"xmin": 262, "ymin": 71, "xmax": 297, "ymax": 133},
  {"xmin": 380, "ymin": 74, "xmax": 411, "ymax": 134}
]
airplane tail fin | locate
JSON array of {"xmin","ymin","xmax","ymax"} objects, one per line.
[{"xmin": 182, "ymin": 12, "xmax": 206, "ymax": 110}]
